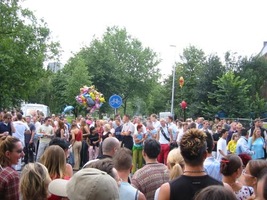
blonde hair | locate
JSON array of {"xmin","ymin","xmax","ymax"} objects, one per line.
[
  {"xmin": 103, "ymin": 123, "xmax": 111, "ymax": 132},
  {"xmin": 40, "ymin": 145, "xmax": 66, "ymax": 179},
  {"xmin": 0, "ymin": 136, "xmax": 20, "ymax": 167},
  {"xmin": 167, "ymin": 148, "xmax": 184, "ymax": 180},
  {"xmin": 252, "ymin": 127, "xmax": 261, "ymax": 143},
  {"xmin": 20, "ymin": 162, "xmax": 51, "ymax": 200},
  {"xmin": 231, "ymin": 133, "xmax": 239, "ymax": 140}
]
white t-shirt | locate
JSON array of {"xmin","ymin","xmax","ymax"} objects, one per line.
[
  {"xmin": 121, "ymin": 122, "xmax": 135, "ymax": 136},
  {"xmin": 217, "ymin": 137, "xmax": 227, "ymax": 161},
  {"xmin": 152, "ymin": 121, "xmax": 161, "ymax": 129},
  {"xmin": 13, "ymin": 121, "xmax": 30, "ymax": 146},
  {"xmin": 168, "ymin": 122, "xmax": 178, "ymax": 141},
  {"xmin": 158, "ymin": 126, "xmax": 171, "ymax": 144}
]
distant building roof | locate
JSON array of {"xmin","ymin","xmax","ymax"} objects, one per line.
[
  {"xmin": 259, "ymin": 41, "xmax": 267, "ymax": 57},
  {"xmin": 47, "ymin": 62, "xmax": 63, "ymax": 73}
]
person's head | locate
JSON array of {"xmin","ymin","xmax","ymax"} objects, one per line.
[
  {"xmin": 49, "ymin": 168, "xmax": 119, "ymax": 200},
  {"xmin": 123, "ymin": 114, "xmax": 130, "ymax": 123},
  {"xmin": 216, "ymin": 124, "xmax": 222, "ymax": 132},
  {"xmin": 150, "ymin": 114, "xmax": 157, "ymax": 122},
  {"xmin": 85, "ymin": 158, "xmax": 118, "ymax": 180},
  {"xmin": 238, "ymin": 153, "xmax": 252, "ymax": 168},
  {"xmin": 205, "ymin": 131, "xmax": 214, "ymax": 154},
  {"xmin": 25, "ymin": 115, "xmax": 31, "ymax": 124},
  {"xmin": 167, "ymin": 148, "xmax": 184, "ymax": 180},
  {"xmin": 137, "ymin": 124, "xmax": 143, "ymax": 133},
  {"xmin": 188, "ymin": 122, "xmax": 196, "ymax": 129},
  {"xmin": 241, "ymin": 129, "xmax": 249, "ymax": 137},
  {"xmin": 230, "ymin": 121, "xmax": 237, "ymax": 130},
  {"xmin": 103, "ymin": 123, "xmax": 111, "ymax": 132},
  {"xmin": 167, "ymin": 116, "xmax": 174, "ymax": 123},
  {"xmin": 79, "ymin": 118, "xmax": 85, "ymax": 126},
  {"xmin": 215, "ymin": 116, "xmax": 220, "ymax": 123},
  {"xmin": 254, "ymin": 118, "xmax": 261, "ymax": 127},
  {"xmin": 203, "ymin": 120, "xmax": 209, "ymax": 129},
  {"xmin": 16, "ymin": 113, "xmax": 23, "ymax": 121},
  {"xmin": 231, "ymin": 133, "xmax": 239, "ymax": 142},
  {"xmin": 180, "ymin": 129, "xmax": 207, "ymax": 166},
  {"xmin": 102, "ymin": 137, "xmax": 120, "ymax": 157},
  {"xmin": 58, "ymin": 120, "xmax": 65, "ymax": 130},
  {"xmin": 143, "ymin": 138, "xmax": 161, "ymax": 160},
  {"xmin": 89, "ymin": 126, "xmax": 96, "ymax": 134},
  {"xmin": 182, "ymin": 122, "xmax": 188, "ymax": 130},
  {"xmin": 160, "ymin": 118, "xmax": 167, "ymax": 127},
  {"xmin": 220, "ymin": 155, "xmax": 242, "ymax": 178},
  {"xmin": 257, "ymin": 173, "xmax": 267, "ymax": 200},
  {"xmin": 194, "ymin": 185, "xmax": 236, "ymax": 200},
  {"xmin": 243, "ymin": 160, "xmax": 267, "ymax": 188},
  {"xmin": 115, "ymin": 119, "xmax": 121, "ymax": 126},
  {"xmin": 0, "ymin": 136, "xmax": 24, "ymax": 167},
  {"xmin": 113, "ymin": 147, "xmax": 132, "ymax": 173},
  {"xmin": 3, "ymin": 113, "xmax": 12, "ymax": 123},
  {"xmin": 40, "ymin": 145, "xmax": 66, "ymax": 179},
  {"xmin": 197, "ymin": 117, "xmax": 204, "ymax": 124},
  {"xmin": 252, "ymin": 127, "xmax": 262, "ymax": 142},
  {"xmin": 220, "ymin": 129, "xmax": 228, "ymax": 139},
  {"xmin": 49, "ymin": 138, "xmax": 70, "ymax": 159},
  {"xmin": 19, "ymin": 162, "xmax": 51, "ymax": 200},
  {"xmin": 236, "ymin": 123, "xmax": 243, "ymax": 132},
  {"xmin": 44, "ymin": 117, "xmax": 51, "ymax": 126}
]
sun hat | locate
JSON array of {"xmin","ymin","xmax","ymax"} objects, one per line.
[{"xmin": 48, "ymin": 168, "xmax": 119, "ymax": 200}]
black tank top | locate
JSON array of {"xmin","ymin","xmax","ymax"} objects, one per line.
[{"xmin": 169, "ymin": 175, "xmax": 223, "ymax": 200}]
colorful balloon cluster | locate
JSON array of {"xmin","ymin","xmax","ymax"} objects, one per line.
[{"xmin": 75, "ymin": 85, "xmax": 105, "ymax": 113}]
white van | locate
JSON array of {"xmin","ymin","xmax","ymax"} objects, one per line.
[
  {"xmin": 21, "ymin": 103, "xmax": 51, "ymax": 117},
  {"xmin": 159, "ymin": 112, "xmax": 172, "ymax": 120}
]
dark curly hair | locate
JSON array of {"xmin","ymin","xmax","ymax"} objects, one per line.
[{"xmin": 180, "ymin": 129, "xmax": 207, "ymax": 166}]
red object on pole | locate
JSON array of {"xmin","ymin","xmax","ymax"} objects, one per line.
[{"xmin": 180, "ymin": 100, "xmax": 187, "ymax": 109}]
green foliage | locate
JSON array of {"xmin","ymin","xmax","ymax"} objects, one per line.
[
  {"xmin": 77, "ymin": 26, "xmax": 160, "ymax": 114},
  {"xmin": 0, "ymin": 1, "xmax": 59, "ymax": 108},
  {"xmin": 207, "ymin": 71, "xmax": 251, "ymax": 118}
]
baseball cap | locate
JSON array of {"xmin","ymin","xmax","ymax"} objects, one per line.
[{"xmin": 48, "ymin": 168, "xmax": 119, "ymax": 200}]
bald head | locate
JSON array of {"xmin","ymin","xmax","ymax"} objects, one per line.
[{"xmin": 102, "ymin": 137, "xmax": 120, "ymax": 157}]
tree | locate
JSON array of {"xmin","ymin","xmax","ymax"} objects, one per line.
[
  {"xmin": 63, "ymin": 55, "xmax": 91, "ymax": 115},
  {"xmin": 0, "ymin": 1, "xmax": 59, "ymax": 108},
  {"xmin": 164, "ymin": 46, "xmax": 206, "ymax": 118},
  {"xmin": 207, "ymin": 71, "xmax": 251, "ymax": 118},
  {"xmin": 77, "ymin": 26, "xmax": 160, "ymax": 114}
]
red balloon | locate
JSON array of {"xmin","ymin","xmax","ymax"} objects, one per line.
[{"xmin": 180, "ymin": 100, "xmax": 187, "ymax": 109}]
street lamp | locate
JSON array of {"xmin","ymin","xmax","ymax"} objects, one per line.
[{"xmin": 170, "ymin": 45, "xmax": 176, "ymax": 116}]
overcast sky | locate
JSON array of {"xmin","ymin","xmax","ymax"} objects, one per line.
[{"xmin": 22, "ymin": 0, "xmax": 267, "ymax": 76}]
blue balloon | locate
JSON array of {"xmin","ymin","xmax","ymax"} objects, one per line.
[
  {"xmin": 63, "ymin": 106, "xmax": 74, "ymax": 113},
  {"xmin": 84, "ymin": 93, "xmax": 90, "ymax": 99},
  {"xmin": 86, "ymin": 98, "xmax": 95, "ymax": 107}
]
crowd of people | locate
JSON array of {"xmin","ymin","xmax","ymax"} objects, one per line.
[{"xmin": 0, "ymin": 109, "xmax": 267, "ymax": 200}]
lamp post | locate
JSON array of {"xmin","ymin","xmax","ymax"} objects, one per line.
[{"xmin": 170, "ymin": 45, "xmax": 176, "ymax": 116}]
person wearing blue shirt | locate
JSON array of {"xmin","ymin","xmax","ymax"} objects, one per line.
[
  {"xmin": 204, "ymin": 131, "xmax": 222, "ymax": 181},
  {"xmin": 248, "ymin": 128, "xmax": 265, "ymax": 160},
  {"xmin": 236, "ymin": 129, "xmax": 254, "ymax": 156}
]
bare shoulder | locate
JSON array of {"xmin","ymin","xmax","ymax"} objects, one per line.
[
  {"xmin": 65, "ymin": 163, "xmax": 73, "ymax": 177},
  {"xmin": 158, "ymin": 182, "xmax": 170, "ymax": 200},
  {"xmin": 138, "ymin": 191, "xmax": 146, "ymax": 200}
]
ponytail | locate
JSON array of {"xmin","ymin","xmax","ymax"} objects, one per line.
[{"xmin": 169, "ymin": 163, "xmax": 183, "ymax": 180}]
